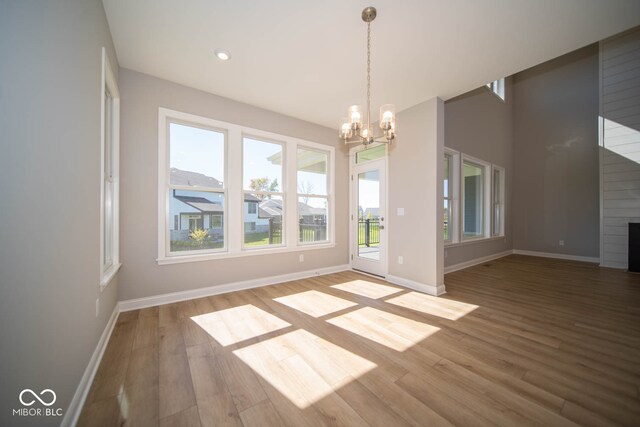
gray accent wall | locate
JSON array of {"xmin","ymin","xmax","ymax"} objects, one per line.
[
  {"xmin": 444, "ymin": 79, "xmax": 514, "ymax": 267},
  {"xmin": 513, "ymin": 44, "xmax": 600, "ymax": 258},
  {"xmin": 117, "ymin": 69, "xmax": 349, "ymax": 301},
  {"xmin": 0, "ymin": 1, "xmax": 120, "ymax": 425}
]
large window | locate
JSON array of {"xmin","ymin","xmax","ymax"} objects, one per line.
[
  {"xmin": 444, "ymin": 149, "xmax": 503, "ymax": 244},
  {"xmin": 100, "ymin": 48, "xmax": 120, "ymax": 288},
  {"xmin": 297, "ymin": 147, "xmax": 329, "ymax": 243},
  {"xmin": 243, "ymin": 137, "xmax": 284, "ymax": 248},
  {"xmin": 168, "ymin": 123, "xmax": 226, "ymax": 254},
  {"xmin": 158, "ymin": 109, "xmax": 335, "ymax": 263},
  {"xmin": 462, "ymin": 160, "xmax": 486, "ymax": 239}
]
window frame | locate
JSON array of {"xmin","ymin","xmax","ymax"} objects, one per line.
[
  {"xmin": 461, "ymin": 154, "xmax": 491, "ymax": 242},
  {"xmin": 296, "ymin": 146, "xmax": 331, "ymax": 246},
  {"xmin": 99, "ymin": 47, "xmax": 121, "ymax": 289},
  {"xmin": 166, "ymin": 119, "xmax": 228, "ymax": 257},
  {"xmin": 492, "ymin": 165, "xmax": 506, "ymax": 237},
  {"xmin": 444, "ymin": 148, "xmax": 460, "ymax": 245},
  {"xmin": 157, "ymin": 108, "xmax": 335, "ymax": 265}
]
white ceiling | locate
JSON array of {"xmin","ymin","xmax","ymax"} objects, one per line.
[{"xmin": 103, "ymin": 0, "xmax": 640, "ymax": 128}]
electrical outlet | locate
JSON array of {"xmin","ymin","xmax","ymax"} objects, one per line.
[
  {"xmin": 96, "ymin": 299, "xmax": 100, "ymax": 318},
  {"xmin": 559, "ymin": 240, "xmax": 565, "ymax": 246},
  {"xmin": 397, "ymin": 207, "xmax": 405, "ymax": 216},
  {"xmin": 299, "ymin": 254, "xmax": 304, "ymax": 262},
  {"xmin": 398, "ymin": 256, "xmax": 404, "ymax": 265}
]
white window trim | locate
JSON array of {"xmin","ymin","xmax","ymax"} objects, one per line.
[
  {"xmin": 492, "ymin": 164, "xmax": 506, "ymax": 237},
  {"xmin": 444, "ymin": 147, "xmax": 460, "ymax": 244},
  {"xmin": 99, "ymin": 47, "xmax": 121, "ymax": 290},
  {"xmin": 460, "ymin": 154, "xmax": 491, "ymax": 242},
  {"xmin": 157, "ymin": 108, "xmax": 335, "ymax": 265}
]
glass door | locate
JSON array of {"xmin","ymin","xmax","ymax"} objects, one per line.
[{"xmin": 352, "ymin": 158, "xmax": 386, "ymax": 276}]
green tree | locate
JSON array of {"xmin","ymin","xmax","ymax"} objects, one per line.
[{"xmin": 250, "ymin": 177, "xmax": 279, "ymax": 200}]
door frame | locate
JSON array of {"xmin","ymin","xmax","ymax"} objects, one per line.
[{"xmin": 349, "ymin": 143, "xmax": 389, "ymax": 277}]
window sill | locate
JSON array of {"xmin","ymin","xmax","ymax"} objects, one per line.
[
  {"xmin": 157, "ymin": 243, "xmax": 336, "ymax": 265},
  {"xmin": 100, "ymin": 263, "xmax": 122, "ymax": 292},
  {"xmin": 445, "ymin": 235, "xmax": 506, "ymax": 248}
]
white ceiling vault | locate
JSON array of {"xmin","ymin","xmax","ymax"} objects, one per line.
[{"xmin": 103, "ymin": 0, "xmax": 640, "ymax": 128}]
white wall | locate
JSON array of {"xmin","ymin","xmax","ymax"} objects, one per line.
[
  {"xmin": 600, "ymin": 27, "xmax": 640, "ymax": 269},
  {"xmin": 388, "ymin": 97, "xmax": 445, "ymax": 295},
  {"xmin": 118, "ymin": 69, "xmax": 349, "ymax": 301},
  {"xmin": 0, "ymin": 1, "xmax": 120, "ymax": 425}
]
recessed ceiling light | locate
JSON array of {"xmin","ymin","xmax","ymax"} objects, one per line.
[{"xmin": 214, "ymin": 49, "xmax": 231, "ymax": 61}]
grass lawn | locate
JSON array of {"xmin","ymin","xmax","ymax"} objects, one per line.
[
  {"xmin": 170, "ymin": 240, "xmax": 224, "ymax": 251},
  {"xmin": 244, "ymin": 232, "xmax": 272, "ymax": 247}
]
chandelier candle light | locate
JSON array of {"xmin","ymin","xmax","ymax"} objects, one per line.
[{"xmin": 340, "ymin": 6, "xmax": 396, "ymax": 146}]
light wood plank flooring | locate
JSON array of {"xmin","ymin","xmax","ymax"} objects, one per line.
[{"xmin": 79, "ymin": 255, "xmax": 640, "ymax": 426}]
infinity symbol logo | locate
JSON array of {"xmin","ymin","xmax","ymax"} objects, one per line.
[{"xmin": 19, "ymin": 389, "xmax": 56, "ymax": 407}]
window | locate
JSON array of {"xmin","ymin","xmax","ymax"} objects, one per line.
[
  {"xmin": 100, "ymin": 47, "xmax": 120, "ymax": 287},
  {"xmin": 492, "ymin": 166, "xmax": 505, "ymax": 236},
  {"xmin": 297, "ymin": 147, "xmax": 329, "ymax": 243},
  {"xmin": 462, "ymin": 158, "xmax": 489, "ymax": 240},
  {"xmin": 243, "ymin": 137, "xmax": 284, "ymax": 248},
  {"xmin": 158, "ymin": 108, "xmax": 335, "ymax": 263},
  {"xmin": 486, "ymin": 78, "xmax": 505, "ymax": 101},
  {"xmin": 444, "ymin": 149, "xmax": 460, "ymax": 243},
  {"xmin": 168, "ymin": 122, "xmax": 226, "ymax": 254}
]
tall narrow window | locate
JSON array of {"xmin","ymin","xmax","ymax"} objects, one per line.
[
  {"xmin": 462, "ymin": 160, "xmax": 485, "ymax": 239},
  {"xmin": 168, "ymin": 123, "xmax": 226, "ymax": 253},
  {"xmin": 492, "ymin": 166, "xmax": 505, "ymax": 236},
  {"xmin": 444, "ymin": 154, "xmax": 452, "ymax": 242},
  {"xmin": 486, "ymin": 78, "xmax": 505, "ymax": 101},
  {"xmin": 297, "ymin": 147, "xmax": 329, "ymax": 243},
  {"xmin": 100, "ymin": 48, "xmax": 120, "ymax": 287},
  {"xmin": 243, "ymin": 137, "xmax": 284, "ymax": 248}
]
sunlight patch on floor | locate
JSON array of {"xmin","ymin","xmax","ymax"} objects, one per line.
[
  {"xmin": 233, "ymin": 329, "xmax": 376, "ymax": 408},
  {"xmin": 385, "ymin": 292, "xmax": 478, "ymax": 320},
  {"xmin": 273, "ymin": 290, "xmax": 358, "ymax": 318},
  {"xmin": 327, "ymin": 306, "xmax": 440, "ymax": 351},
  {"xmin": 331, "ymin": 280, "xmax": 403, "ymax": 299},
  {"xmin": 191, "ymin": 304, "xmax": 290, "ymax": 346}
]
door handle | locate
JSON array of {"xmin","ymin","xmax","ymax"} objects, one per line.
[{"xmin": 380, "ymin": 225, "xmax": 385, "ymax": 230}]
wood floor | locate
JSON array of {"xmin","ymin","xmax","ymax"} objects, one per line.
[{"xmin": 79, "ymin": 255, "xmax": 640, "ymax": 426}]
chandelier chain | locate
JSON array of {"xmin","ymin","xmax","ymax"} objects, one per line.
[{"xmin": 366, "ymin": 21, "xmax": 371, "ymax": 136}]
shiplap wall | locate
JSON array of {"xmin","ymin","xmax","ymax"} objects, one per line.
[{"xmin": 600, "ymin": 27, "xmax": 640, "ymax": 269}]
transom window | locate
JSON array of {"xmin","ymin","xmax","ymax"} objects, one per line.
[{"xmin": 158, "ymin": 108, "xmax": 335, "ymax": 264}]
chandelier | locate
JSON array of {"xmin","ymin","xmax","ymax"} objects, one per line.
[{"xmin": 340, "ymin": 7, "xmax": 396, "ymax": 146}]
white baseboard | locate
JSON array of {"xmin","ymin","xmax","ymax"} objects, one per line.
[
  {"xmin": 119, "ymin": 264, "xmax": 351, "ymax": 311},
  {"xmin": 512, "ymin": 249, "xmax": 599, "ymax": 264},
  {"xmin": 386, "ymin": 275, "xmax": 446, "ymax": 296},
  {"xmin": 444, "ymin": 250, "xmax": 514, "ymax": 274},
  {"xmin": 61, "ymin": 304, "xmax": 119, "ymax": 427}
]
